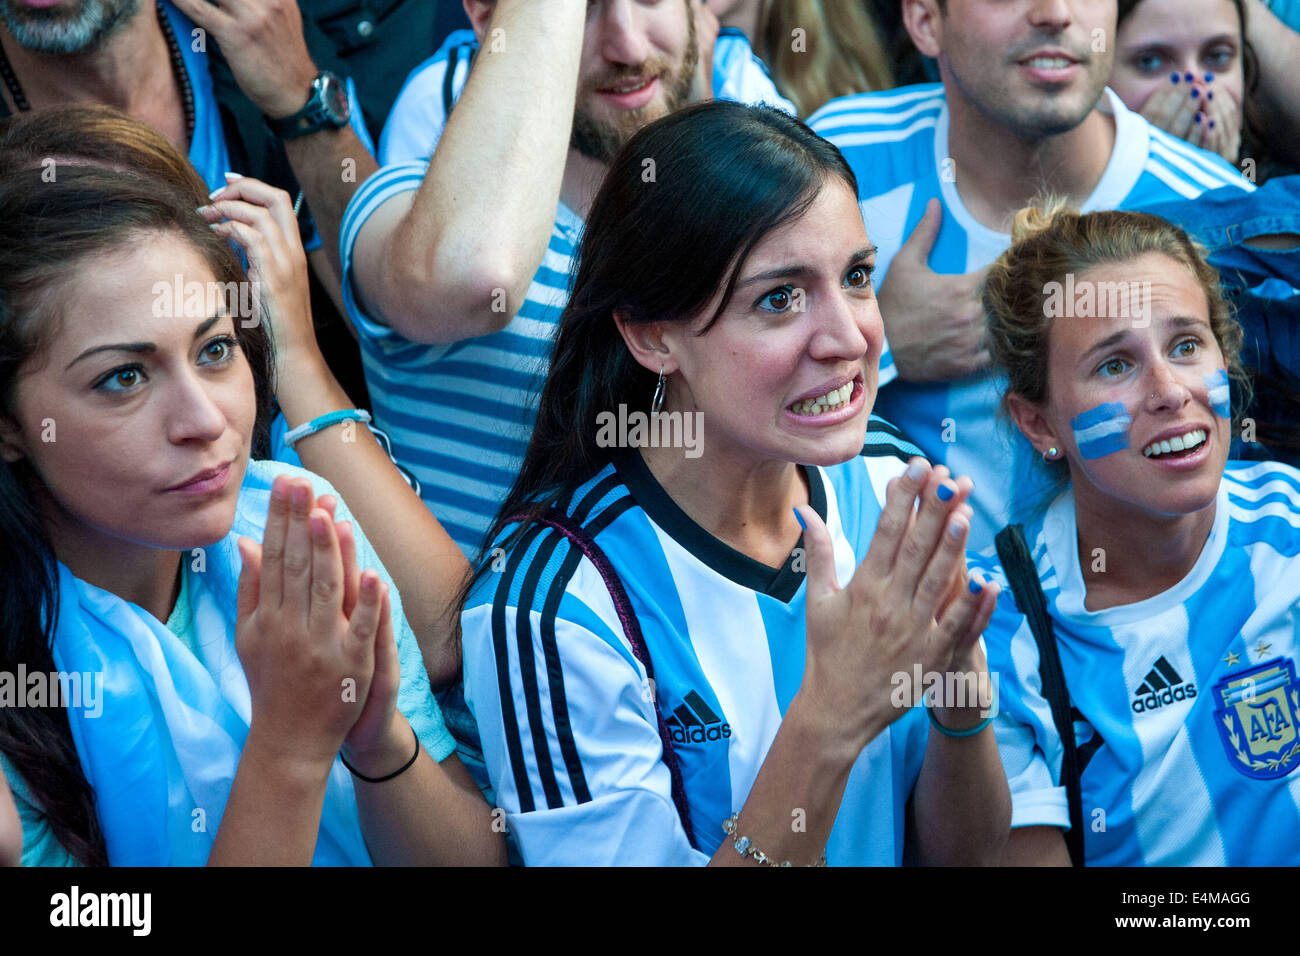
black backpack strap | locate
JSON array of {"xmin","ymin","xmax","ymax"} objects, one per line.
[
  {"xmin": 507, "ymin": 511, "xmax": 697, "ymax": 850},
  {"xmin": 994, "ymin": 524, "xmax": 1086, "ymax": 867}
]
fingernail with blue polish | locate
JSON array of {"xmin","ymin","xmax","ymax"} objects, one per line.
[
  {"xmin": 1170, "ymin": 72, "xmax": 1180, "ymax": 83},
  {"xmin": 1205, "ymin": 73, "xmax": 1214, "ymax": 82},
  {"xmin": 1195, "ymin": 112, "xmax": 1203, "ymax": 123},
  {"xmin": 937, "ymin": 483, "xmax": 955, "ymax": 502},
  {"xmin": 1209, "ymin": 120, "xmax": 1216, "ymax": 128},
  {"xmin": 968, "ymin": 577, "xmax": 983, "ymax": 595},
  {"xmin": 793, "ymin": 508, "xmax": 806, "ymax": 530},
  {"xmin": 1184, "ymin": 72, "xmax": 1194, "ymax": 82},
  {"xmin": 1191, "ymin": 87, "xmax": 1200, "ymax": 98},
  {"xmin": 1207, "ymin": 91, "xmax": 1213, "ymax": 100}
]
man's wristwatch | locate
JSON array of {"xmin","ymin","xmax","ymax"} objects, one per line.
[{"xmin": 266, "ymin": 71, "xmax": 350, "ymax": 139}]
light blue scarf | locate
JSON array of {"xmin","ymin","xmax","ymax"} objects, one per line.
[{"xmin": 50, "ymin": 459, "xmax": 451, "ymax": 865}]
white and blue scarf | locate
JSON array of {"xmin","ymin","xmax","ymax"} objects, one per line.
[{"xmin": 50, "ymin": 459, "xmax": 448, "ymax": 866}]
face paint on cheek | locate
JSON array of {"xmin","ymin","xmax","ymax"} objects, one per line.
[
  {"xmin": 1071, "ymin": 401, "xmax": 1133, "ymax": 459},
  {"xmin": 1205, "ymin": 368, "xmax": 1231, "ymax": 419}
]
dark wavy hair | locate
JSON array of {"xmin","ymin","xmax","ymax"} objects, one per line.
[
  {"xmin": 455, "ymin": 100, "xmax": 859, "ymax": 613},
  {"xmin": 0, "ymin": 116, "xmax": 274, "ymax": 865}
]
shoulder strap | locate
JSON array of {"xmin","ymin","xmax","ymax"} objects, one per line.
[
  {"xmin": 994, "ymin": 524, "xmax": 1086, "ymax": 867},
  {"xmin": 507, "ymin": 511, "xmax": 697, "ymax": 850}
]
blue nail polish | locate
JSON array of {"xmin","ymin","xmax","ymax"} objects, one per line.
[
  {"xmin": 1191, "ymin": 87, "xmax": 1199, "ymax": 98},
  {"xmin": 1184, "ymin": 72, "xmax": 1194, "ymax": 82},
  {"xmin": 1195, "ymin": 112, "xmax": 1203, "ymax": 123},
  {"xmin": 1205, "ymin": 73, "xmax": 1214, "ymax": 82},
  {"xmin": 793, "ymin": 508, "xmax": 806, "ymax": 530},
  {"xmin": 937, "ymin": 483, "xmax": 955, "ymax": 502},
  {"xmin": 1209, "ymin": 120, "xmax": 1216, "ymax": 129},
  {"xmin": 968, "ymin": 578, "xmax": 983, "ymax": 595},
  {"xmin": 1207, "ymin": 91, "xmax": 1213, "ymax": 100},
  {"xmin": 1170, "ymin": 72, "xmax": 1180, "ymax": 83}
]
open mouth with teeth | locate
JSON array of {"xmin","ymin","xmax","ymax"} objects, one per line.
[
  {"xmin": 788, "ymin": 377, "xmax": 862, "ymax": 418},
  {"xmin": 1022, "ymin": 56, "xmax": 1075, "ymax": 69},
  {"xmin": 1142, "ymin": 429, "xmax": 1208, "ymax": 459}
]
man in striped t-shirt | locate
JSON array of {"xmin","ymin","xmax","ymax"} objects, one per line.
[
  {"xmin": 808, "ymin": 0, "xmax": 1254, "ymax": 551},
  {"xmin": 340, "ymin": 0, "xmax": 794, "ymax": 557}
]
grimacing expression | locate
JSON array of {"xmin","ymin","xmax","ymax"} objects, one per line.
[
  {"xmin": 0, "ymin": 231, "xmax": 256, "ymax": 553},
  {"xmin": 1110, "ymin": 0, "xmax": 1244, "ymax": 126},
  {"xmin": 570, "ymin": 0, "xmax": 700, "ymax": 162},
  {"xmin": 938, "ymin": 0, "xmax": 1116, "ymax": 140},
  {"xmin": 0, "ymin": 0, "xmax": 139, "ymax": 55},
  {"xmin": 1041, "ymin": 252, "xmax": 1230, "ymax": 522},
  {"xmin": 657, "ymin": 178, "xmax": 885, "ymax": 471}
]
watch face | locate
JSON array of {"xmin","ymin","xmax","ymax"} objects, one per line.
[{"xmin": 319, "ymin": 73, "xmax": 350, "ymax": 125}]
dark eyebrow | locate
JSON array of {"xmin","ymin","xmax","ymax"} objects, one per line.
[
  {"xmin": 65, "ymin": 315, "xmax": 224, "ymax": 371},
  {"xmin": 1082, "ymin": 315, "xmax": 1209, "ymax": 362},
  {"xmin": 737, "ymin": 246, "xmax": 877, "ymax": 289}
]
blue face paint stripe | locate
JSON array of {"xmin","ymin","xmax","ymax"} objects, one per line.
[
  {"xmin": 1071, "ymin": 402, "xmax": 1132, "ymax": 459},
  {"xmin": 1205, "ymin": 369, "xmax": 1230, "ymax": 419}
]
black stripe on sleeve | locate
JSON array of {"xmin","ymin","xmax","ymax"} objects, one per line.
[
  {"xmin": 515, "ymin": 528, "xmax": 570, "ymax": 809},
  {"xmin": 533, "ymin": 494, "xmax": 639, "ymax": 807},
  {"xmin": 861, "ymin": 414, "xmax": 927, "ymax": 462},
  {"xmin": 491, "ymin": 522, "xmax": 546, "ymax": 814}
]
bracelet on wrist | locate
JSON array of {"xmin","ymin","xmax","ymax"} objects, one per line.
[
  {"xmin": 339, "ymin": 726, "xmax": 420, "ymax": 783},
  {"xmin": 925, "ymin": 704, "xmax": 994, "ymax": 738},
  {"xmin": 283, "ymin": 408, "xmax": 372, "ymax": 448},
  {"xmin": 721, "ymin": 813, "xmax": 827, "ymax": 867}
]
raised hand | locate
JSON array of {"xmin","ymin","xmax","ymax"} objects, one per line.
[
  {"xmin": 797, "ymin": 458, "xmax": 989, "ymax": 753},
  {"xmin": 198, "ymin": 175, "xmax": 317, "ymax": 383},
  {"xmin": 877, "ymin": 200, "xmax": 990, "ymax": 382},
  {"xmin": 169, "ymin": 0, "xmax": 320, "ymax": 120}
]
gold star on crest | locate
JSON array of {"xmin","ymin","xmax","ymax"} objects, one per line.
[
  {"xmin": 1253, "ymin": 640, "xmax": 1273, "ymax": 661},
  {"xmin": 1222, "ymin": 651, "xmax": 1241, "ymax": 668}
]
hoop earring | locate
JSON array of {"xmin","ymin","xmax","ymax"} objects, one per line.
[
  {"xmin": 652, "ymin": 366, "xmax": 666, "ymax": 415},
  {"xmin": 1042, "ymin": 445, "xmax": 1060, "ymax": 462}
]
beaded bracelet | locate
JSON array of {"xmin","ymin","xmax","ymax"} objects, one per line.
[
  {"xmin": 721, "ymin": 813, "xmax": 827, "ymax": 867},
  {"xmin": 283, "ymin": 409, "xmax": 372, "ymax": 448}
]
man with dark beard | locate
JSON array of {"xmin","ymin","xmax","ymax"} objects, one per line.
[{"xmin": 339, "ymin": 0, "xmax": 792, "ymax": 806}]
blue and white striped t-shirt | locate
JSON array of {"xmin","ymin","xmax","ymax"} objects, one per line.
[
  {"xmin": 340, "ymin": 30, "xmax": 795, "ymax": 557},
  {"xmin": 460, "ymin": 419, "xmax": 935, "ymax": 866},
  {"xmin": 809, "ymin": 85, "xmax": 1254, "ymax": 551},
  {"xmin": 972, "ymin": 461, "xmax": 1300, "ymax": 865}
]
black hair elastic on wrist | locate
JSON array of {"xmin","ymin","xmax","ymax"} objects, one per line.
[{"xmin": 340, "ymin": 726, "xmax": 421, "ymax": 783}]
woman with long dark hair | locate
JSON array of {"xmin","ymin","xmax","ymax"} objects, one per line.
[
  {"xmin": 457, "ymin": 100, "xmax": 1011, "ymax": 865},
  {"xmin": 0, "ymin": 137, "xmax": 502, "ymax": 865}
]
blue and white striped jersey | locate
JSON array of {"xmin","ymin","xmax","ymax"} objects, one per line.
[
  {"xmin": 460, "ymin": 419, "xmax": 932, "ymax": 865},
  {"xmin": 971, "ymin": 461, "xmax": 1300, "ymax": 866},
  {"xmin": 809, "ymin": 85, "xmax": 1254, "ymax": 551},
  {"xmin": 340, "ymin": 30, "xmax": 794, "ymax": 557}
]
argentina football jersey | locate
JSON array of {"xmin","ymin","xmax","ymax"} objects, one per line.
[
  {"xmin": 972, "ymin": 460, "xmax": 1300, "ymax": 865},
  {"xmin": 809, "ymin": 86, "xmax": 1253, "ymax": 551},
  {"xmin": 459, "ymin": 419, "xmax": 934, "ymax": 865}
]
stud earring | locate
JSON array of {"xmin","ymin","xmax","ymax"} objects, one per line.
[{"xmin": 1042, "ymin": 445, "xmax": 1060, "ymax": 462}]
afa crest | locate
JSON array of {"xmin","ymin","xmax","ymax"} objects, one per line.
[{"xmin": 1213, "ymin": 657, "xmax": 1300, "ymax": 780}]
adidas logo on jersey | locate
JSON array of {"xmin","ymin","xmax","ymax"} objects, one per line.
[
  {"xmin": 1132, "ymin": 656, "xmax": 1198, "ymax": 713},
  {"xmin": 666, "ymin": 691, "xmax": 732, "ymax": 744}
]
